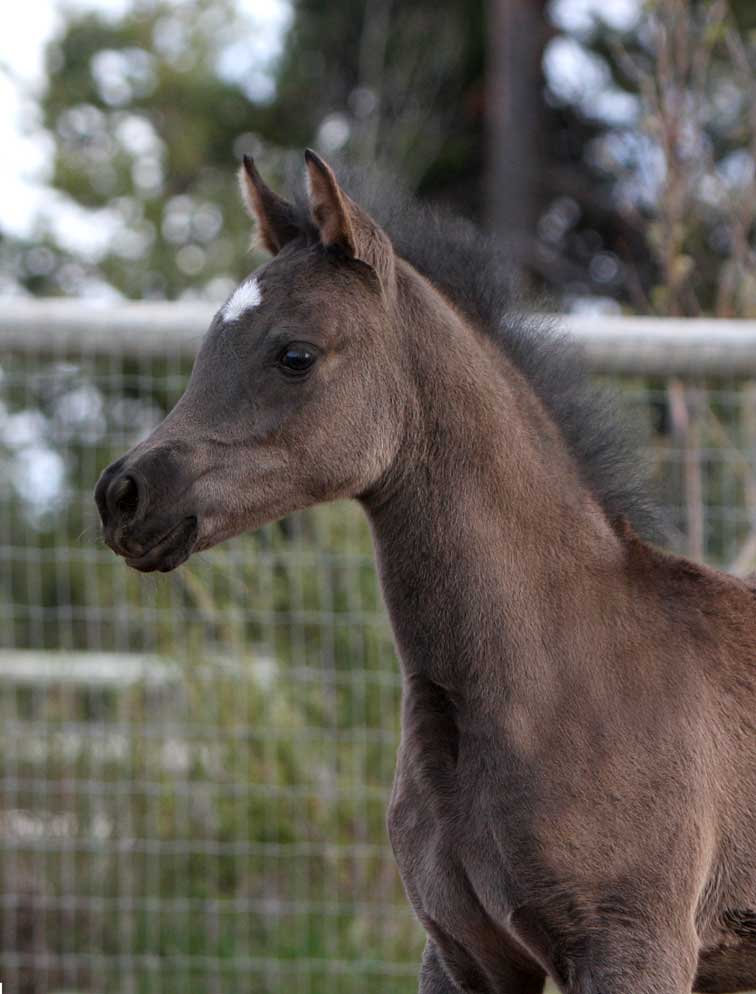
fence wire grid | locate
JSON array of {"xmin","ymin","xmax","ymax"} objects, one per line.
[{"xmin": 1, "ymin": 303, "xmax": 756, "ymax": 994}]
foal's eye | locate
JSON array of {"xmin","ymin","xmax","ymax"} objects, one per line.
[{"xmin": 278, "ymin": 342, "xmax": 318, "ymax": 377}]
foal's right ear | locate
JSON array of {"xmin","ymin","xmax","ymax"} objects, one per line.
[{"xmin": 238, "ymin": 155, "xmax": 300, "ymax": 255}]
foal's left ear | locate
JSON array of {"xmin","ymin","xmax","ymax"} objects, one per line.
[{"xmin": 304, "ymin": 149, "xmax": 395, "ymax": 292}]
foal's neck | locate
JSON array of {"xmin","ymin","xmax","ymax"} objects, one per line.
[{"xmin": 362, "ymin": 265, "xmax": 625, "ymax": 704}]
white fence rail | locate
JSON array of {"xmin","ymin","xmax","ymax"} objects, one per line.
[{"xmin": 2, "ymin": 299, "xmax": 756, "ymax": 375}]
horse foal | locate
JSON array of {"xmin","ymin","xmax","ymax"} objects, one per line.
[{"xmin": 96, "ymin": 151, "xmax": 756, "ymax": 994}]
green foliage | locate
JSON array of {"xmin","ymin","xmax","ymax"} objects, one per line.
[{"xmin": 13, "ymin": 0, "xmax": 278, "ymax": 299}]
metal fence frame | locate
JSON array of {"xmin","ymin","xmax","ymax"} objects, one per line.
[{"xmin": 2, "ymin": 300, "xmax": 756, "ymax": 994}]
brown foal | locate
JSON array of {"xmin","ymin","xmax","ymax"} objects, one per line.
[{"xmin": 96, "ymin": 151, "xmax": 756, "ymax": 994}]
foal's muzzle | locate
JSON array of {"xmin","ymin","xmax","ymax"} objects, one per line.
[{"xmin": 95, "ymin": 449, "xmax": 199, "ymax": 573}]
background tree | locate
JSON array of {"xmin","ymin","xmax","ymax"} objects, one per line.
[{"xmin": 3, "ymin": 0, "xmax": 754, "ymax": 314}]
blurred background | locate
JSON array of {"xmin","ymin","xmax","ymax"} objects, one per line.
[{"xmin": 1, "ymin": 0, "xmax": 755, "ymax": 992}]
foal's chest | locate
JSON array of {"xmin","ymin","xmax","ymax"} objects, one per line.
[
  {"xmin": 387, "ymin": 733, "xmax": 548, "ymax": 994},
  {"xmin": 386, "ymin": 678, "xmax": 529, "ymax": 968}
]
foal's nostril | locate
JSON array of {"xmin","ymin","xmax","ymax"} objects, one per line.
[{"xmin": 109, "ymin": 474, "xmax": 141, "ymax": 521}]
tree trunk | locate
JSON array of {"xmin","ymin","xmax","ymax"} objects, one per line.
[{"xmin": 485, "ymin": 0, "xmax": 548, "ymax": 274}]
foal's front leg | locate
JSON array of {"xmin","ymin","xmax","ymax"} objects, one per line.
[
  {"xmin": 419, "ymin": 941, "xmax": 465, "ymax": 994},
  {"xmin": 562, "ymin": 927, "xmax": 699, "ymax": 994},
  {"xmin": 419, "ymin": 940, "xmax": 546, "ymax": 994}
]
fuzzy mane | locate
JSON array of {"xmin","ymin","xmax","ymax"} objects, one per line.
[{"xmin": 287, "ymin": 168, "xmax": 661, "ymax": 540}]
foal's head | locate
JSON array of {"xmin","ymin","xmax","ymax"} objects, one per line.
[{"xmin": 95, "ymin": 152, "xmax": 412, "ymax": 571}]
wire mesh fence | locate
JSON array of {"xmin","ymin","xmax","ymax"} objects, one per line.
[{"xmin": 1, "ymin": 302, "xmax": 756, "ymax": 994}]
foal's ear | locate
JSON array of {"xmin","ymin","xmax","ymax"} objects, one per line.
[
  {"xmin": 239, "ymin": 155, "xmax": 300, "ymax": 255},
  {"xmin": 304, "ymin": 149, "xmax": 394, "ymax": 291}
]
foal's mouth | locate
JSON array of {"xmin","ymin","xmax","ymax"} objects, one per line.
[{"xmin": 116, "ymin": 516, "xmax": 199, "ymax": 573}]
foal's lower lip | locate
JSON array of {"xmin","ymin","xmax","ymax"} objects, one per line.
[{"xmin": 124, "ymin": 516, "xmax": 198, "ymax": 573}]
